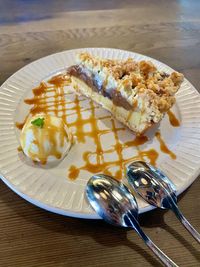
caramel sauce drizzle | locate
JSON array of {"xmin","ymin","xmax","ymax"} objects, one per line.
[
  {"xmin": 68, "ymin": 119, "xmax": 158, "ymax": 180},
  {"xmin": 16, "ymin": 73, "xmax": 177, "ymax": 180},
  {"xmin": 155, "ymin": 131, "xmax": 176, "ymax": 159},
  {"xmin": 167, "ymin": 110, "xmax": 180, "ymax": 127}
]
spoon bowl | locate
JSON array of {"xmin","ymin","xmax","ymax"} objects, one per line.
[
  {"xmin": 126, "ymin": 161, "xmax": 177, "ymax": 209},
  {"xmin": 86, "ymin": 174, "xmax": 178, "ymax": 267},
  {"xmin": 126, "ymin": 161, "xmax": 200, "ymax": 244},
  {"xmin": 86, "ymin": 174, "xmax": 138, "ymax": 227}
]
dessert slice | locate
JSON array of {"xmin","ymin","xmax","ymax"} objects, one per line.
[{"xmin": 68, "ymin": 52, "xmax": 183, "ymax": 135}]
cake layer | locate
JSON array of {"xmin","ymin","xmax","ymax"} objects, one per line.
[
  {"xmin": 71, "ymin": 76, "xmax": 152, "ymax": 134},
  {"xmin": 68, "ymin": 65, "xmax": 132, "ymax": 110}
]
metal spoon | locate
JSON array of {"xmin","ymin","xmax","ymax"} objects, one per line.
[
  {"xmin": 126, "ymin": 161, "xmax": 200, "ymax": 244},
  {"xmin": 86, "ymin": 174, "xmax": 178, "ymax": 267}
]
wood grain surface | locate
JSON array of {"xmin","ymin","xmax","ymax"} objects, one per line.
[{"xmin": 0, "ymin": 1, "xmax": 200, "ymax": 266}]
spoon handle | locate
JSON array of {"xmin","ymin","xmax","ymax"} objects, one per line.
[
  {"xmin": 169, "ymin": 200, "xmax": 200, "ymax": 243},
  {"xmin": 126, "ymin": 212, "xmax": 179, "ymax": 267}
]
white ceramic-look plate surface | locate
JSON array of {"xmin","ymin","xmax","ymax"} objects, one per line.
[{"xmin": 1, "ymin": 48, "xmax": 200, "ymax": 219}]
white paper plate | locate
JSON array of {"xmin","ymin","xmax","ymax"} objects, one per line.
[{"xmin": 1, "ymin": 48, "xmax": 200, "ymax": 219}]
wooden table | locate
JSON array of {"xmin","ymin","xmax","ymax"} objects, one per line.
[{"xmin": 1, "ymin": 1, "xmax": 200, "ymax": 266}]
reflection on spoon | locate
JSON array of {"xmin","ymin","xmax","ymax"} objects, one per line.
[
  {"xmin": 86, "ymin": 174, "xmax": 178, "ymax": 267},
  {"xmin": 127, "ymin": 161, "xmax": 200, "ymax": 244}
]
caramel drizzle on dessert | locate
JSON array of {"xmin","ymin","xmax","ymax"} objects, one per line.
[
  {"xmin": 17, "ymin": 146, "xmax": 23, "ymax": 152},
  {"xmin": 15, "ymin": 121, "xmax": 25, "ymax": 130},
  {"xmin": 167, "ymin": 110, "xmax": 180, "ymax": 127},
  {"xmin": 16, "ymin": 73, "xmax": 177, "ymax": 180}
]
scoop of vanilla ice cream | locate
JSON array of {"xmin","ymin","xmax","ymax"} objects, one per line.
[{"xmin": 20, "ymin": 114, "xmax": 72, "ymax": 164}]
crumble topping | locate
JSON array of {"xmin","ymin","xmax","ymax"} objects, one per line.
[
  {"xmin": 67, "ymin": 52, "xmax": 184, "ymax": 133},
  {"xmin": 77, "ymin": 52, "xmax": 183, "ymax": 118}
]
